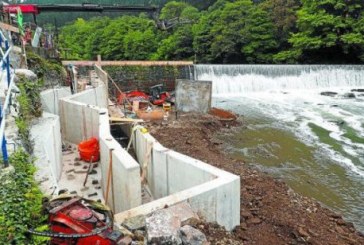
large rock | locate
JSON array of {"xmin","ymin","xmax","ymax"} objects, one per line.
[
  {"xmin": 320, "ymin": 91, "xmax": 337, "ymax": 97},
  {"xmin": 343, "ymin": 92, "xmax": 356, "ymax": 98},
  {"xmin": 167, "ymin": 202, "xmax": 199, "ymax": 225},
  {"xmin": 122, "ymin": 215, "xmax": 146, "ymax": 231},
  {"xmin": 146, "ymin": 209, "xmax": 182, "ymax": 245},
  {"xmin": 351, "ymin": 89, "xmax": 364, "ymax": 92},
  {"xmin": 14, "ymin": 69, "xmax": 37, "ymax": 81},
  {"xmin": 180, "ymin": 225, "xmax": 207, "ymax": 245}
]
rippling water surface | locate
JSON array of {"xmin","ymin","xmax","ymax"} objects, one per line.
[{"xmin": 195, "ymin": 65, "xmax": 364, "ymax": 231}]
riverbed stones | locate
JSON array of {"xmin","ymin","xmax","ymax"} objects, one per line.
[
  {"xmin": 343, "ymin": 92, "xmax": 356, "ymax": 98},
  {"xmin": 146, "ymin": 209, "xmax": 182, "ymax": 244},
  {"xmin": 351, "ymin": 89, "xmax": 364, "ymax": 92},
  {"xmin": 180, "ymin": 225, "xmax": 207, "ymax": 245},
  {"xmin": 320, "ymin": 91, "xmax": 338, "ymax": 97}
]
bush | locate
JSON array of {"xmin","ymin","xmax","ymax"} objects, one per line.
[{"xmin": 0, "ymin": 150, "xmax": 48, "ymax": 244}]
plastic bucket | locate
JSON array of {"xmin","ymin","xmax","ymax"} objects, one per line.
[{"xmin": 78, "ymin": 137, "xmax": 100, "ymax": 162}]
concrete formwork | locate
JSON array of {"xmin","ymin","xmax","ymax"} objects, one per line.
[{"xmin": 115, "ymin": 125, "xmax": 241, "ymax": 231}]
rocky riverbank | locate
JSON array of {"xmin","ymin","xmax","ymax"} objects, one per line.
[{"xmin": 146, "ymin": 113, "xmax": 364, "ymax": 245}]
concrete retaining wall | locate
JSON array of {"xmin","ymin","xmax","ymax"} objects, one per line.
[
  {"xmin": 31, "ymin": 112, "xmax": 62, "ymax": 194},
  {"xmin": 41, "ymin": 87, "xmax": 71, "ymax": 115},
  {"xmin": 58, "ymin": 86, "xmax": 141, "ymax": 214},
  {"xmin": 116, "ymin": 125, "xmax": 241, "ymax": 231},
  {"xmin": 40, "ymin": 76, "xmax": 141, "ymax": 213}
]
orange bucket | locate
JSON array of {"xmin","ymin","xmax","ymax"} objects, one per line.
[{"xmin": 78, "ymin": 137, "xmax": 100, "ymax": 162}]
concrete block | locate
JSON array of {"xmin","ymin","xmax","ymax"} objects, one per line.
[{"xmin": 176, "ymin": 80, "xmax": 212, "ymax": 113}]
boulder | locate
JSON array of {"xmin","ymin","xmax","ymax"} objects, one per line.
[
  {"xmin": 146, "ymin": 209, "xmax": 182, "ymax": 245},
  {"xmin": 180, "ymin": 225, "xmax": 207, "ymax": 245},
  {"xmin": 14, "ymin": 69, "xmax": 37, "ymax": 81},
  {"xmin": 343, "ymin": 92, "xmax": 356, "ymax": 98},
  {"xmin": 167, "ymin": 202, "xmax": 199, "ymax": 225},
  {"xmin": 122, "ymin": 215, "xmax": 146, "ymax": 231},
  {"xmin": 351, "ymin": 89, "xmax": 364, "ymax": 92},
  {"xmin": 320, "ymin": 91, "xmax": 337, "ymax": 97}
]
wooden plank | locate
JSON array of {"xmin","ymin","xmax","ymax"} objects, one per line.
[
  {"xmin": 109, "ymin": 117, "xmax": 144, "ymax": 123},
  {"xmin": 0, "ymin": 22, "xmax": 19, "ymax": 33},
  {"xmin": 62, "ymin": 60, "xmax": 194, "ymax": 67}
]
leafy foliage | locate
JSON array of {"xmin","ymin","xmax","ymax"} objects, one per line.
[
  {"xmin": 15, "ymin": 77, "xmax": 43, "ymax": 154},
  {"xmin": 277, "ymin": 0, "xmax": 364, "ymax": 63},
  {"xmin": 57, "ymin": 0, "xmax": 364, "ymax": 63},
  {"xmin": 0, "ymin": 150, "xmax": 48, "ymax": 244},
  {"xmin": 26, "ymin": 52, "xmax": 66, "ymax": 87}
]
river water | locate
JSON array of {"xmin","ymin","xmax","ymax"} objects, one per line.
[{"xmin": 195, "ymin": 65, "xmax": 364, "ymax": 232}]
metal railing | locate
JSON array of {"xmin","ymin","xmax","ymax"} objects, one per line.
[{"xmin": 0, "ymin": 29, "xmax": 15, "ymax": 168}]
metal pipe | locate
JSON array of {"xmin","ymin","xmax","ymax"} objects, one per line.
[
  {"xmin": 5, "ymin": 40, "xmax": 10, "ymax": 87},
  {"xmin": 0, "ymin": 45, "xmax": 12, "ymax": 68},
  {"xmin": 0, "ymin": 74, "xmax": 15, "ymax": 150}
]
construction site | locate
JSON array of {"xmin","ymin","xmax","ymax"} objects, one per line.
[
  {"xmin": 1, "ymin": 2, "xmax": 364, "ymax": 245},
  {"xmin": 0, "ymin": 3, "xmax": 240, "ymax": 244}
]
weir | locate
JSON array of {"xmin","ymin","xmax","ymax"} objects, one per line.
[{"xmin": 195, "ymin": 65, "xmax": 364, "ymax": 95}]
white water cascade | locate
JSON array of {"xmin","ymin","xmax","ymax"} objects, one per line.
[{"xmin": 195, "ymin": 65, "xmax": 364, "ymax": 95}]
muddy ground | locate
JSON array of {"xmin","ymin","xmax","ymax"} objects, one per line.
[{"xmin": 145, "ymin": 113, "xmax": 364, "ymax": 245}]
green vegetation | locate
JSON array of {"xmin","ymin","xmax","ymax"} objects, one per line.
[
  {"xmin": 57, "ymin": 0, "xmax": 364, "ymax": 64},
  {"xmin": 15, "ymin": 77, "xmax": 43, "ymax": 154},
  {"xmin": 26, "ymin": 52, "xmax": 66, "ymax": 87},
  {"xmin": 0, "ymin": 150, "xmax": 48, "ymax": 244}
]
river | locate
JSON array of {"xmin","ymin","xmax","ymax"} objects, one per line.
[{"xmin": 195, "ymin": 65, "xmax": 364, "ymax": 232}]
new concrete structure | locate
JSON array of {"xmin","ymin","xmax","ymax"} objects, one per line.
[
  {"xmin": 38, "ymin": 66, "xmax": 240, "ymax": 231},
  {"xmin": 176, "ymin": 79, "xmax": 212, "ymax": 113}
]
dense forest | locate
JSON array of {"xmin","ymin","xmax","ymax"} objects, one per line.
[{"xmin": 51, "ymin": 0, "xmax": 364, "ymax": 64}]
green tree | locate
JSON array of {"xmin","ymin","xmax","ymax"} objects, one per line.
[
  {"xmin": 153, "ymin": 2, "xmax": 200, "ymax": 60},
  {"xmin": 193, "ymin": 0, "xmax": 277, "ymax": 63},
  {"xmin": 276, "ymin": 0, "xmax": 364, "ymax": 63},
  {"xmin": 260, "ymin": 0, "xmax": 300, "ymax": 49}
]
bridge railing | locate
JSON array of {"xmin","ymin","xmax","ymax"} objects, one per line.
[{"xmin": 0, "ymin": 29, "xmax": 15, "ymax": 168}]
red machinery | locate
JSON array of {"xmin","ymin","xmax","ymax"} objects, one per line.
[
  {"xmin": 30, "ymin": 197, "xmax": 124, "ymax": 245},
  {"xmin": 117, "ymin": 84, "xmax": 173, "ymax": 106}
]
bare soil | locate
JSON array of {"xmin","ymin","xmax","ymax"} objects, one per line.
[{"xmin": 145, "ymin": 113, "xmax": 364, "ymax": 245}]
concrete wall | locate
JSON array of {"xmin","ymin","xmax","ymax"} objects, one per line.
[
  {"xmin": 120, "ymin": 125, "xmax": 240, "ymax": 231},
  {"xmin": 41, "ymin": 87, "xmax": 71, "ymax": 115},
  {"xmin": 56, "ymin": 81, "xmax": 141, "ymax": 214},
  {"xmin": 99, "ymin": 111, "xmax": 141, "ymax": 213},
  {"xmin": 176, "ymin": 79, "xmax": 212, "ymax": 113},
  {"xmin": 31, "ymin": 112, "xmax": 62, "ymax": 194}
]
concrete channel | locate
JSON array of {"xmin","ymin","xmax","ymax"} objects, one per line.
[{"xmin": 37, "ymin": 65, "xmax": 240, "ymax": 231}]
